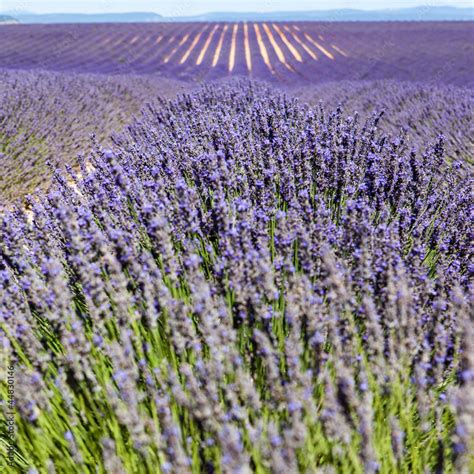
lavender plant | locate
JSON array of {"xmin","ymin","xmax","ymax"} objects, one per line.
[{"xmin": 0, "ymin": 81, "xmax": 472, "ymax": 473}]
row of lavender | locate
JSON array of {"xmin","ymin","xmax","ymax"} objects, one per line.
[
  {"xmin": 0, "ymin": 69, "xmax": 188, "ymax": 201},
  {"xmin": 1, "ymin": 82, "xmax": 472, "ymax": 472},
  {"xmin": 1, "ymin": 69, "xmax": 472, "ymax": 203},
  {"xmin": 293, "ymin": 79, "xmax": 474, "ymax": 164}
]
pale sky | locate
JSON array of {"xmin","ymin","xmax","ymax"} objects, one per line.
[{"xmin": 1, "ymin": 0, "xmax": 472, "ymax": 16}]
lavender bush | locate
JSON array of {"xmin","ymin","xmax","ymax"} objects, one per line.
[{"xmin": 0, "ymin": 82, "xmax": 472, "ymax": 473}]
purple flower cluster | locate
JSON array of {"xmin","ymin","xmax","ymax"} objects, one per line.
[{"xmin": 0, "ymin": 81, "xmax": 472, "ymax": 472}]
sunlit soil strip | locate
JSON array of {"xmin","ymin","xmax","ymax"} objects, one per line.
[
  {"xmin": 158, "ymin": 35, "xmax": 175, "ymax": 60},
  {"xmin": 331, "ymin": 44, "xmax": 349, "ymax": 57},
  {"xmin": 284, "ymin": 26, "xmax": 318, "ymax": 60},
  {"xmin": 128, "ymin": 34, "xmax": 154, "ymax": 65},
  {"xmin": 112, "ymin": 36, "xmax": 125, "ymax": 47},
  {"xmin": 319, "ymin": 35, "xmax": 324, "ymax": 40},
  {"xmin": 163, "ymin": 33, "xmax": 190, "ymax": 63},
  {"xmin": 272, "ymin": 24, "xmax": 302, "ymax": 62},
  {"xmin": 130, "ymin": 35, "xmax": 140, "ymax": 45},
  {"xmin": 212, "ymin": 24, "xmax": 228, "ymax": 67},
  {"xmin": 196, "ymin": 24, "xmax": 219, "ymax": 65},
  {"xmin": 303, "ymin": 33, "xmax": 335, "ymax": 59},
  {"xmin": 262, "ymin": 23, "xmax": 294, "ymax": 72},
  {"xmin": 57, "ymin": 163, "xmax": 96, "ymax": 213},
  {"xmin": 98, "ymin": 35, "xmax": 117, "ymax": 50},
  {"xmin": 243, "ymin": 23, "xmax": 252, "ymax": 72},
  {"xmin": 137, "ymin": 35, "xmax": 153, "ymax": 48},
  {"xmin": 228, "ymin": 24, "xmax": 239, "ymax": 72},
  {"xmin": 253, "ymin": 23, "xmax": 274, "ymax": 74},
  {"xmin": 138, "ymin": 34, "xmax": 171, "ymax": 69},
  {"xmin": 100, "ymin": 36, "xmax": 113, "ymax": 47},
  {"xmin": 180, "ymin": 26, "xmax": 208, "ymax": 65}
]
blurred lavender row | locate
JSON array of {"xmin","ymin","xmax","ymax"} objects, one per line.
[
  {"xmin": 0, "ymin": 69, "xmax": 188, "ymax": 201},
  {"xmin": 0, "ymin": 82, "xmax": 472, "ymax": 472},
  {"xmin": 292, "ymin": 79, "xmax": 473, "ymax": 163}
]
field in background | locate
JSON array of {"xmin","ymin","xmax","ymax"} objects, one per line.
[{"xmin": 0, "ymin": 22, "xmax": 472, "ymax": 85}]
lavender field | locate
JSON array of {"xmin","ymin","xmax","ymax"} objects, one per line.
[
  {"xmin": 0, "ymin": 22, "xmax": 473, "ymax": 85},
  {"xmin": 0, "ymin": 18, "xmax": 473, "ymax": 474}
]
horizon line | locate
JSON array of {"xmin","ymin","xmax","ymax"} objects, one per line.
[{"xmin": 2, "ymin": 5, "xmax": 473, "ymax": 16}]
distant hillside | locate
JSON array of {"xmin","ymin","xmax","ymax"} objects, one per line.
[
  {"xmin": 0, "ymin": 14, "xmax": 18, "ymax": 24},
  {"xmin": 1, "ymin": 7, "xmax": 472, "ymax": 23},
  {"xmin": 172, "ymin": 7, "xmax": 473, "ymax": 22},
  {"xmin": 3, "ymin": 12, "xmax": 162, "ymax": 23}
]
